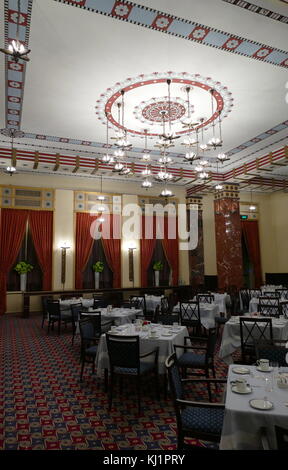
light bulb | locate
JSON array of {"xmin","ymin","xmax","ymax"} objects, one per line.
[{"xmin": 215, "ymin": 184, "xmax": 223, "ymax": 190}]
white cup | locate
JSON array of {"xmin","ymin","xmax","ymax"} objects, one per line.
[
  {"xmin": 235, "ymin": 378, "xmax": 248, "ymax": 392},
  {"xmin": 111, "ymin": 325, "xmax": 117, "ymax": 332},
  {"xmin": 150, "ymin": 330, "xmax": 157, "ymax": 338},
  {"xmin": 173, "ymin": 322, "xmax": 179, "ymax": 327},
  {"xmin": 257, "ymin": 359, "xmax": 269, "ymax": 371}
]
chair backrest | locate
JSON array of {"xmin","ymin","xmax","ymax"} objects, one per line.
[
  {"xmin": 179, "ymin": 301, "xmax": 200, "ymax": 325},
  {"xmin": 249, "ymin": 289, "xmax": 261, "ymax": 298},
  {"xmin": 161, "ymin": 296, "xmax": 170, "ymax": 314},
  {"xmin": 262, "ymin": 291, "xmax": 280, "ymax": 298},
  {"xmin": 42, "ymin": 296, "xmax": 53, "ymax": 312},
  {"xmin": 93, "ymin": 299, "xmax": 108, "ymax": 309},
  {"xmin": 71, "ymin": 303, "xmax": 83, "ymax": 320},
  {"xmin": 165, "ymin": 353, "xmax": 184, "ymax": 401},
  {"xmin": 79, "ymin": 312, "xmax": 102, "ymax": 338},
  {"xmin": 258, "ymin": 297, "xmax": 280, "ymax": 317},
  {"xmin": 280, "ymin": 301, "xmax": 288, "ymax": 317},
  {"xmin": 47, "ymin": 300, "xmax": 60, "ymax": 316},
  {"xmin": 255, "ymin": 341, "xmax": 288, "ymax": 367},
  {"xmin": 275, "ymin": 426, "xmax": 288, "ymax": 450},
  {"xmin": 276, "ymin": 289, "xmax": 288, "ymax": 300},
  {"xmin": 197, "ymin": 294, "xmax": 214, "ymax": 304},
  {"xmin": 130, "ymin": 296, "xmax": 146, "ymax": 313},
  {"xmin": 240, "ymin": 289, "xmax": 250, "ymax": 310},
  {"xmin": 240, "ymin": 317, "xmax": 273, "ymax": 351},
  {"xmin": 106, "ymin": 334, "xmax": 140, "ymax": 370}
]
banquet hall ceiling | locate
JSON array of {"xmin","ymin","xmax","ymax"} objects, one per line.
[{"xmin": 0, "ymin": 0, "xmax": 288, "ymax": 193}]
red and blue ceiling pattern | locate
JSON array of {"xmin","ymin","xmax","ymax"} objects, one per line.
[
  {"xmin": 54, "ymin": 0, "xmax": 288, "ymax": 69},
  {"xmin": 4, "ymin": 0, "xmax": 33, "ymax": 132},
  {"xmin": 222, "ymin": 0, "xmax": 288, "ymax": 24}
]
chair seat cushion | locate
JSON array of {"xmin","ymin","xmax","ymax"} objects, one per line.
[
  {"xmin": 181, "ymin": 406, "xmax": 224, "ymax": 435},
  {"xmin": 114, "ymin": 362, "xmax": 155, "ymax": 375},
  {"xmin": 215, "ymin": 316, "xmax": 228, "ymax": 324},
  {"xmin": 177, "ymin": 352, "xmax": 206, "ymax": 368},
  {"xmin": 85, "ymin": 345, "xmax": 97, "ymax": 356}
]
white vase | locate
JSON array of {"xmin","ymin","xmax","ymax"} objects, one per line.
[
  {"xmin": 20, "ymin": 273, "xmax": 27, "ymax": 292},
  {"xmin": 94, "ymin": 271, "xmax": 100, "ymax": 289},
  {"xmin": 155, "ymin": 270, "xmax": 159, "ymax": 287}
]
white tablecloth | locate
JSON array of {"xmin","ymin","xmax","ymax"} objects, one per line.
[
  {"xmin": 145, "ymin": 295, "xmax": 163, "ymax": 311},
  {"xmin": 220, "ymin": 364, "xmax": 288, "ymax": 450},
  {"xmin": 249, "ymin": 297, "xmax": 286, "ymax": 313},
  {"xmin": 211, "ymin": 293, "xmax": 231, "ymax": 315},
  {"xmin": 60, "ymin": 297, "xmax": 94, "ymax": 310},
  {"xmin": 219, "ymin": 316, "xmax": 288, "ymax": 364},
  {"xmin": 95, "ymin": 324, "xmax": 188, "ymax": 376},
  {"xmin": 173, "ymin": 302, "xmax": 220, "ymax": 329}
]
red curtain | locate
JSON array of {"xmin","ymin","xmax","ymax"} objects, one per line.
[
  {"xmin": 0, "ymin": 209, "xmax": 29, "ymax": 314},
  {"xmin": 162, "ymin": 216, "xmax": 179, "ymax": 286},
  {"xmin": 102, "ymin": 214, "xmax": 121, "ymax": 288},
  {"xmin": 29, "ymin": 211, "xmax": 53, "ymax": 291},
  {"xmin": 75, "ymin": 213, "xmax": 98, "ymax": 289},
  {"xmin": 140, "ymin": 215, "xmax": 156, "ymax": 287},
  {"xmin": 241, "ymin": 220, "xmax": 262, "ymax": 287}
]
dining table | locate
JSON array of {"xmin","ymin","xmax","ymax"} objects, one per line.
[
  {"xmin": 218, "ymin": 315, "xmax": 288, "ymax": 364},
  {"xmin": 220, "ymin": 364, "xmax": 288, "ymax": 449},
  {"xmin": 172, "ymin": 302, "xmax": 220, "ymax": 329},
  {"xmin": 95, "ymin": 323, "xmax": 189, "ymax": 376},
  {"xmin": 60, "ymin": 297, "xmax": 94, "ymax": 311}
]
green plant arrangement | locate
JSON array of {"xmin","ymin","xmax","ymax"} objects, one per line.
[
  {"xmin": 14, "ymin": 261, "xmax": 34, "ymax": 274},
  {"xmin": 153, "ymin": 261, "xmax": 163, "ymax": 271},
  {"xmin": 92, "ymin": 261, "xmax": 104, "ymax": 273}
]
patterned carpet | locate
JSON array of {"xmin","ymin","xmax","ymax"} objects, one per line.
[{"xmin": 0, "ymin": 313, "xmax": 228, "ymax": 451}]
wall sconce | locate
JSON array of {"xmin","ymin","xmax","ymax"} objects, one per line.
[
  {"xmin": 128, "ymin": 245, "xmax": 136, "ymax": 284},
  {"xmin": 60, "ymin": 242, "xmax": 71, "ymax": 288}
]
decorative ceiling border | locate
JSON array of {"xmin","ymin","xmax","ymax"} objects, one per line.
[
  {"xmin": 54, "ymin": 0, "xmax": 288, "ymax": 68},
  {"xmin": 4, "ymin": 0, "xmax": 33, "ymax": 132},
  {"xmin": 222, "ymin": 0, "xmax": 288, "ymax": 24}
]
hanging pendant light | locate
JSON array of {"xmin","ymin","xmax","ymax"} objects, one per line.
[
  {"xmin": 208, "ymin": 90, "xmax": 222, "ymax": 149},
  {"xmin": 0, "ymin": 1, "xmax": 31, "ymax": 63},
  {"xmin": 5, "ymin": 130, "xmax": 17, "ymax": 176}
]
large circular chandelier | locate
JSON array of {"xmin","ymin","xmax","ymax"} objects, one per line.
[{"xmin": 95, "ymin": 72, "xmax": 233, "ymax": 195}]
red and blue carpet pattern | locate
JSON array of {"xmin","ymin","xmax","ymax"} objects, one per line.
[{"xmin": 0, "ymin": 314, "xmax": 228, "ymax": 450}]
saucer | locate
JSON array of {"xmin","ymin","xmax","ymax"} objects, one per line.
[
  {"xmin": 256, "ymin": 366, "xmax": 273, "ymax": 372},
  {"xmin": 149, "ymin": 335, "xmax": 159, "ymax": 339},
  {"xmin": 231, "ymin": 385, "xmax": 252, "ymax": 394},
  {"xmin": 232, "ymin": 367, "xmax": 250, "ymax": 375},
  {"xmin": 161, "ymin": 332, "xmax": 173, "ymax": 337},
  {"xmin": 249, "ymin": 399, "xmax": 273, "ymax": 410}
]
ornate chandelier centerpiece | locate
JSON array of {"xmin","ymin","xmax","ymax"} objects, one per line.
[{"xmin": 95, "ymin": 72, "xmax": 233, "ymax": 195}]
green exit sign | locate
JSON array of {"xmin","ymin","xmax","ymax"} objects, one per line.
[{"xmin": 240, "ymin": 215, "xmax": 248, "ymax": 219}]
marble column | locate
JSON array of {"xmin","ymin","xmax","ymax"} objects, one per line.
[
  {"xmin": 214, "ymin": 184, "xmax": 243, "ymax": 289},
  {"xmin": 186, "ymin": 196, "xmax": 204, "ymax": 286}
]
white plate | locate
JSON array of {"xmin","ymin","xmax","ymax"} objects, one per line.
[
  {"xmin": 163, "ymin": 325, "xmax": 171, "ymax": 329},
  {"xmin": 231, "ymin": 385, "xmax": 252, "ymax": 394},
  {"xmin": 256, "ymin": 366, "xmax": 273, "ymax": 372},
  {"xmin": 148, "ymin": 335, "xmax": 159, "ymax": 339},
  {"xmin": 274, "ymin": 321, "xmax": 286, "ymax": 325},
  {"xmin": 161, "ymin": 332, "xmax": 173, "ymax": 337},
  {"xmin": 249, "ymin": 399, "xmax": 273, "ymax": 410},
  {"xmin": 232, "ymin": 367, "xmax": 250, "ymax": 375}
]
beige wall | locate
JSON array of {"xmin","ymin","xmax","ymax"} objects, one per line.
[
  {"xmin": 3, "ymin": 170, "xmax": 288, "ymax": 312},
  {"xmin": 2, "ymin": 172, "xmax": 189, "ymax": 312}
]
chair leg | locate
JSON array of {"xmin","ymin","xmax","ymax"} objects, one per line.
[
  {"xmin": 80, "ymin": 361, "xmax": 85, "ymax": 382},
  {"xmin": 155, "ymin": 372, "xmax": 160, "ymax": 401},
  {"xmin": 137, "ymin": 378, "xmax": 141, "ymax": 415},
  {"xmin": 109, "ymin": 374, "xmax": 114, "ymax": 411},
  {"xmin": 104, "ymin": 369, "xmax": 108, "ymax": 393}
]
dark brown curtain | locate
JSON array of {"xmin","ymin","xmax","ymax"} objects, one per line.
[
  {"xmin": 241, "ymin": 220, "xmax": 262, "ymax": 288},
  {"xmin": 162, "ymin": 216, "xmax": 179, "ymax": 286}
]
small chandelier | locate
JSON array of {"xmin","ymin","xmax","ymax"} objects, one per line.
[
  {"xmin": 217, "ymin": 152, "xmax": 230, "ymax": 163},
  {"xmin": 199, "ymin": 171, "xmax": 209, "ymax": 180},
  {"xmin": 159, "ymin": 187, "xmax": 174, "ymax": 197},
  {"xmin": 0, "ymin": 1, "xmax": 31, "ymax": 63},
  {"xmin": 142, "ymin": 179, "xmax": 152, "ymax": 189},
  {"xmin": 215, "ymin": 184, "xmax": 223, "ymax": 190},
  {"xmin": 155, "ymin": 169, "xmax": 174, "ymax": 182}
]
